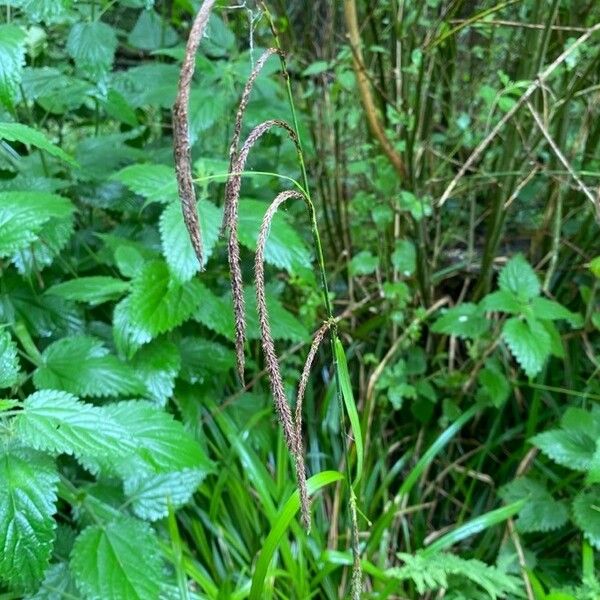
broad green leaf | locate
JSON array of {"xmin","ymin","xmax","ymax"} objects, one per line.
[
  {"xmin": 15, "ymin": 390, "xmax": 135, "ymax": 464},
  {"xmin": 499, "ymin": 254, "xmax": 540, "ymax": 301},
  {"xmin": 573, "ymin": 488, "xmax": 600, "ymax": 549},
  {"xmin": 111, "ymin": 164, "xmax": 178, "ymax": 204},
  {"xmin": 561, "ymin": 406, "xmax": 600, "ymax": 439},
  {"xmin": 499, "ymin": 477, "xmax": 568, "ymax": 533},
  {"xmin": 477, "ymin": 361, "xmax": 510, "ymax": 407},
  {"xmin": 11, "ymin": 213, "xmax": 74, "ymax": 275},
  {"xmin": 16, "ymin": 0, "xmax": 72, "ymax": 24},
  {"xmin": 33, "ymin": 335, "xmax": 146, "ymax": 397},
  {"xmin": 589, "ymin": 256, "xmax": 600, "ymax": 278},
  {"xmin": 0, "ymin": 122, "xmax": 77, "ymax": 166},
  {"xmin": 67, "ymin": 21, "xmax": 117, "ymax": 78},
  {"xmin": 237, "ymin": 199, "xmax": 312, "ymax": 273},
  {"xmin": 391, "ymin": 239, "xmax": 416, "ymax": 276},
  {"xmin": 480, "ymin": 290, "xmax": 522, "ymax": 314},
  {"xmin": 334, "ymin": 338, "xmax": 363, "ymax": 486},
  {"xmin": 127, "ymin": 9, "xmax": 178, "ymax": 50},
  {"xmin": 398, "ymin": 190, "xmax": 431, "ymax": 220},
  {"xmin": 0, "ymin": 329, "xmax": 20, "ymax": 388},
  {"xmin": 0, "ymin": 191, "xmax": 74, "ymax": 257},
  {"xmin": 531, "ymin": 429, "xmax": 596, "ymax": 471},
  {"xmin": 27, "ymin": 562, "xmax": 80, "ymax": 600},
  {"xmin": 349, "ymin": 250, "xmax": 379, "ymax": 276},
  {"xmin": 179, "ymin": 337, "xmax": 235, "ymax": 382},
  {"xmin": 128, "ymin": 261, "xmax": 203, "ymax": 338},
  {"xmin": 530, "ymin": 297, "xmax": 582, "ymax": 327},
  {"xmin": 502, "ymin": 317, "xmax": 550, "ymax": 378},
  {"xmin": 113, "ymin": 296, "xmax": 153, "ymax": 359},
  {"xmin": 159, "ymin": 199, "xmax": 221, "ymax": 280},
  {"xmin": 431, "ymin": 303, "xmax": 489, "ymax": 339},
  {"xmin": 70, "ymin": 516, "xmax": 162, "ymax": 600},
  {"xmin": 46, "ymin": 276, "xmax": 130, "ymax": 305},
  {"xmin": 0, "ymin": 26, "xmax": 26, "ymax": 108},
  {"xmin": 111, "ymin": 63, "xmax": 179, "ymax": 109},
  {"xmin": 130, "ymin": 339, "xmax": 180, "ymax": 405},
  {"xmin": 124, "ymin": 468, "xmax": 209, "ymax": 521},
  {"xmin": 101, "ymin": 401, "xmax": 210, "ymax": 475},
  {"xmin": 249, "ymin": 471, "xmax": 344, "ymax": 600},
  {"xmin": 0, "ymin": 446, "xmax": 58, "ymax": 590}
]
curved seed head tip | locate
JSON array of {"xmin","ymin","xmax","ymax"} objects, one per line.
[{"xmin": 172, "ymin": 0, "xmax": 217, "ymax": 270}]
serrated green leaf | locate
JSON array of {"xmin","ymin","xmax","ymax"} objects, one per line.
[
  {"xmin": 124, "ymin": 468, "xmax": 209, "ymax": 521},
  {"xmin": 477, "ymin": 360, "xmax": 510, "ymax": 407},
  {"xmin": 113, "ymin": 296, "xmax": 153, "ymax": 359},
  {"xmin": 0, "ymin": 26, "xmax": 26, "ymax": 108},
  {"xmin": 531, "ymin": 429, "xmax": 596, "ymax": 471},
  {"xmin": 0, "ymin": 329, "xmax": 20, "ymax": 388},
  {"xmin": 15, "ymin": 390, "xmax": 135, "ymax": 464},
  {"xmin": 349, "ymin": 250, "xmax": 379, "ymax": 276},
  {"xmin": 127, "ymin": 9, "xmax": 178, "ymax": 50},
  {"xmin": 46, "ymin": 276, "xmax": 130, "ymax": 305},
  {"xmin": 128, "ymin": 261, "xmax": 203, "ymax": 338},
  {"xmin": 391, "ymin": 239, "xmax": 416, "ymax": 276},
  {"xmin": 431, "ymin": 303, "xmax": 490, "ymax": 339},
  {"xmin": 237, "ymin": 199, "xmax": 311, "ymax": 273},
  {"xmin": 502, "ymin": 317, "xmax": 550, "ymax": 378},
  {"xmin": 130, "ymin": 339, "xmax": 180, "ymax": 405},
  {"xmin": 101, "ymin": 401, "xmax": 209, "ymax": 476},
  {"xmin": 0, "ymin": 192, "xmax": 74, "ymax": 258},
  {"xmin": 0, "ymin": 122, "xmax": 77, "ymax": 166},
  {"xmin": 111, "ymin": 163, "xmax": 178, "ymax": 204},
  {"xmin": 26, "ymin": 562, "xmax": 80, "ymax": 600},
  {"xmin": 531, "ymin": 297, "xmax": 582, "ymax": 327},
  {"xmin": 34, "ymin": 336, "xmax": 145, "ymax": 398},
  {"xmin": 159, "ymin": 198, "xmax": 221, "ymax": 280},
  {"xmin": 11, "ymin": 213, "xmax": 74, "ymax": 275},
  {"xmin": 16, "ymin": 0, "xmax": 72, "ymax": 24},
  {"xmin": 480, "ymin": 290, "xmax": 522, "ymax": 313},
  {"xmin": 589, "ymin": 256, "xmax": 600, "ymax": 279},
  {"xmin": 499, "ymin": 477, "xmax": 568, "ymax": 533},
  {"xmin": 499, "ymin": 254, "xmax": 540, "ymax": 301},
  {"xmin": 573, "ymin": 487, "xmax": 600, "ymax": 549},
  {"xmin": 70, "ymin": 516, "xmax": 162, "ymax": 600},
  {"xmin": 179, "ymin": 337, "xmax": 235, "ymax": 382},
  {"xmin": 67, "ymin": 21, "xmax": 117, "ymax": 78},
  {"xmin": 0, "ymin": 447, "xmax": 58, "ymax": 590}
]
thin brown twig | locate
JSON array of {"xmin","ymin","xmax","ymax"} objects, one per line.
[{"xmin": 173, "ymin": 0, "xmax": 217, "ymax": 269}]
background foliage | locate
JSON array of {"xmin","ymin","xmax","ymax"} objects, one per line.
[{"xmin": 0, "ymin": 0, "xmax": 600, "ymax": 598}]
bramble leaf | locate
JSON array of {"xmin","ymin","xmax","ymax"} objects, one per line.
[{"xmin": 0, "ymin": 446, "xmax": 58, "ymax": 590}]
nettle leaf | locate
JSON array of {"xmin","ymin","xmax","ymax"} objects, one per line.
[
  {"xmin": 11, "ymin": 213, "xmax": 74, "ymax": 275},
  {"xmin": 46, "ymin": 276, "xmax": 130, "ymax": 306},
  {"xmin": 431, "ymin": 303, "xmax": 489, "ymax": 339},
  {"xmin": 349, "ymin": 250, "xmax": 379, "ymax": 276},
  {"xmin": 27, "ymin": 562, "xmax": 79, "ymax": 600},
  {"xmin": 159, "ymin": 198, "xmax": 221, "ymax": 280},
  {"xmin": 0, "ymin": 191, "xmax": 74, "ymax": 258},
  {"xmin": 130, "ymin": 339, "xmax": 180, "ymax": 406},
  {"xmin": 0, "ymin": 329, "xmax": 20, "ymax": 388},
  {"xmin": 391, "ymin": 239, "xmax": 416, "ymax": 276},
  {"xmin": 573, "ymin": 488, "xmax": 600, "ymax": 549},
  {"xmin": 16, "ymin": 0, "xmax": 72, "ymax": 24},
  {"xmin": 480, "ymin": 290, "xmax": 522, "ymax": 314},
  {"xmin": 15, "ymin": 390, "xmax": 135, "ymax": 464},
  {"xmin": 502, "ymin": 317, "xmax": 550, "ymax": 378},
  {"xmin": 0, "ymin": 447, "xmax": 58, "ymax": 590},
  {"xmin": 70, "ymin": 516, "xmax": 162, "ymax": 600},
  {"xmin": 67, "ymin": 21, "xmax": 117, "ymax": 78},
  {"xmin": 0, "ymin": 122, "xmax": 77, "ymax": 166},
  {"xmin": 0, "ymin": 26, "xmax": 26, "ymax": 108},
  {"xmin": 499, "ymin": 477, "xmax": 568, "ymax": 533},
  {"xmin": 113, "ymin": 296, "xmax": 153, "ymax": 359},
  {"xmin": 34, "ymin": 335, "xmax": 146, "ymax": 398},
  {"xmin": 530, "ymin": 297, "xmax": 582, "ymax": 327},
  {"xmin": 531, "ymin": 429, "xmax": 596, "ymax": 471},
  {"xmin": 124, "ymin": 468, "xmax": 209, "ymax": 521},
  {"xmin": 237, "ymin": 199, "xmax": 312, "ymax": 273},
  {"xmin": 111, "ymin": 164, "xmax": 178, "ymax": 204},
  {"xmin": 477, "ymin": 360, "xmax": 510, "ymax": 407},
  {"xmin": 499, "ymin": 254, "xmax": 540, "ymax": 302},
  {"xmin": 128, "ymin": 260, "xmax": 203, "ymax": 338},
  {"xmin": 127, "ymin": 9, "xmax": 178, "ymax": 50},
  {"xmin": 179, "ymin": 337, "xmax": 235, "ymax": 382},
  {"xmin": 101, "ymin": 401, "xmax": 210, "ymax": 476}
]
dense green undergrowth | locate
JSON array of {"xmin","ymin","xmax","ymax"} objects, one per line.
[{"xmin": 0, "ymin": 0, "xmax": 600, "ymax": 598}]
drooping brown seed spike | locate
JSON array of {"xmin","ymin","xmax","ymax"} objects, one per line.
[
  {"xmin": 255, "ymin": 189, "xmax": 311, "ymax": 530},
  {"xmin": 172, "ymin": 0, "xmax": 216, "ymax": 270},
  {"xmin": 226, "ymin": 119, "xmax": 300, "ymax": 383},
  {"xmin": 222, "ymin": 48, "xmax": 282, "ymax": 235}
]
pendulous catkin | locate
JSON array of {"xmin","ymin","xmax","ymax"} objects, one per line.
[
  {"xmin": 255, "ymin": 189, "xmax": 311, "ymax": 529},
  {"xmin": 172, "ymin": 0, "xmax": 216, "ymax": 270}
]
